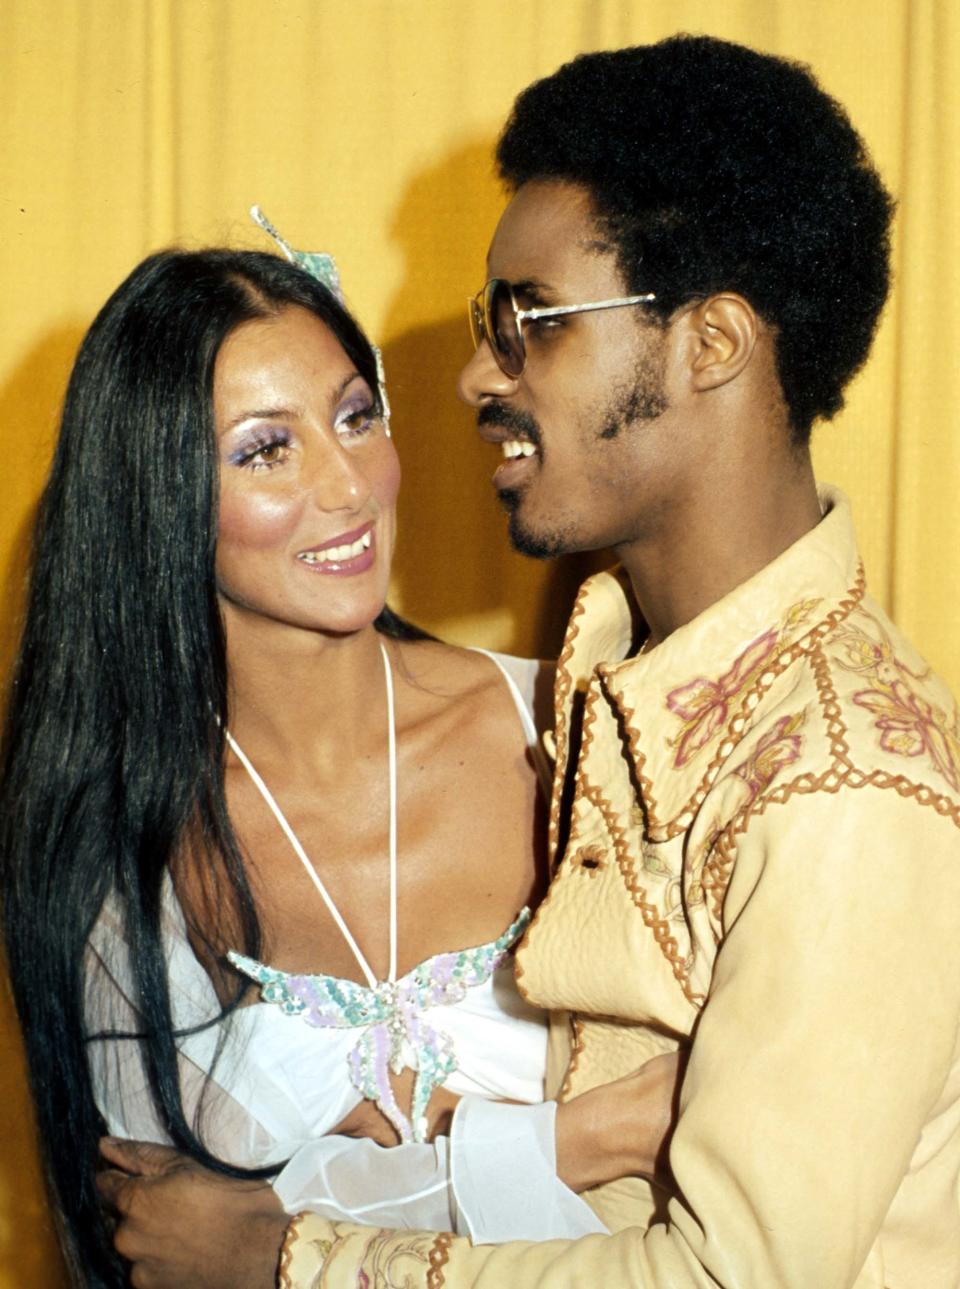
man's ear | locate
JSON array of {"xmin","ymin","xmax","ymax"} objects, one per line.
[{"xmin": 678, "ymin": 293, "xmax": 759, "ymax": 392}]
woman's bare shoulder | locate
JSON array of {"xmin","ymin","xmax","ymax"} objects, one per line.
[
  {"xmin": 393, "ymin": 641, "xmax": 558, "ymax": 761},
  {"xmin": 397, "ymin": 639, "xmax": 552, "ymax": 712}
]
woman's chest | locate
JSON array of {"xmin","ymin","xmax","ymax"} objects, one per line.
[{"xmin": 225, "ymin": 726, "xmax": 540, "ymax": 983}]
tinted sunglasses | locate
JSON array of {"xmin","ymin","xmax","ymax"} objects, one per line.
[{"xmin": 468, "ymin": 277, "xmax": 657, "ymax": 378}]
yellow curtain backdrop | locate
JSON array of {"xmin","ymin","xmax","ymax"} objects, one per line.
[{"xmin": 1, "ymin": 1, "xmax": 956, "ymax": 1281}]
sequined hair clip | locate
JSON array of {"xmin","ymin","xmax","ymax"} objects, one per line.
[{"xmin": 250, "ymin": 205, "xmax": 391, "ymax": 428}]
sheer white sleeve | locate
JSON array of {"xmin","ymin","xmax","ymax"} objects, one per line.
[
  {"xmin": 270, "ymin": 1100, "xmax": 608, "ymax": 1238},
  {"xmin": 449, "ymin": 1097, "xmax": 609, "ymax": 1241},
  {"xmin": 273, "ymin": 1136, "xmax": 454, "ymax": 1229}
]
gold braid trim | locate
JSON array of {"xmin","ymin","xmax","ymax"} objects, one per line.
[
  {"xmin": 427, "ymin": 1232, "xmax": 454, "ymax": 1288},
  {"xmin": 277, "ymin": 1213, "xmax": 306, "ymax": 1288}
]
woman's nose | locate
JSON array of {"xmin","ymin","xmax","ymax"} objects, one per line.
[
  {"xmin": 457, "ymin": 340, "xmax": 521, "ymax": 407},
  {"xmin": 310, "ymin": 442, "xmax": 371, "ymax": 513}
]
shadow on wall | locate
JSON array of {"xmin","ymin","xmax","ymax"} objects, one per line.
[
  {"xmin": 0, "ymin": 329, "xmax": 78, "ymax": 1286},
  {"xmin": 380, "ymin": 137, "xmax": 609, "ymax": 659}
]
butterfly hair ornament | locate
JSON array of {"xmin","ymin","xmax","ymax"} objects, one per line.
[{"xmin": 250, "ymin": 205, "xmax": 391, "ymax": 430}]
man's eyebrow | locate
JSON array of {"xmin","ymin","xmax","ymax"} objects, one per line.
[
  {"xmin": 579, "ymin": 237, "xmax": 615, "ymax": 255},
  {"xmin": 511, "ymin": 277, "xmax": 556, "ymax": 300}
]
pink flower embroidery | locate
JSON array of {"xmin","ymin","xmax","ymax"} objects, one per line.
[
  {"xmin": 836, "ymin": 615, "xmax": 960, "ymax": 794},
  {"xmin": 732, "ymin": 712, "xmax": 805, "ymax": 806},
  {"xmin": 837, "ymin": 634, "xmax": 889, "ymax": 676},
  {"xmin": 854, "ymin": 680, "xmax": 960, "ymax": 792},
  {"xmin": 667, "ymin": 628, "xmax": 779, "ymax": 768}
]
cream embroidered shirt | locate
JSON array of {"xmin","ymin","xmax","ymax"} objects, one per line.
[{"xmin": 283, "ymin": 488, "xmax": 960, "ymax": 1288}]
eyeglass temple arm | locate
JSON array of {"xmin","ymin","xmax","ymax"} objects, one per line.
[{"xmin": 517, "ymin": 293, "xmax": 656, "ymax": 323}]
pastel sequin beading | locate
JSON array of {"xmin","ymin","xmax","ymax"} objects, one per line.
[{"xmin": 227, "ymin": 908, "xmax": 530, "ymax": 1144}]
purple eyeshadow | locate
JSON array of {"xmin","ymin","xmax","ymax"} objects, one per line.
[{"xmin": 227, "ymin": 428, "xmax": 291, "ymax": 465}]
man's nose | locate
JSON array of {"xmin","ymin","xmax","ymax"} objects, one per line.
[{"xmin": 457, "ymin": 340, "xmax": 521, "ymax": 407}]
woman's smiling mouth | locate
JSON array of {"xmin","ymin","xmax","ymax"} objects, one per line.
[{"xmin": 297, "ymin": 523, "xmax": 375, "ymax": 573}]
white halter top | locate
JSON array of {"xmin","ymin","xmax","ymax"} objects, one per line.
[{"xmin": 223, "ymin": 646, "xmax": 545, "ymax": 1144}]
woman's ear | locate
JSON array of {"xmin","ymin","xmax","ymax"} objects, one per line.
[{"xmin": 678, "ymin": 293, "xmax": 759, "ymax": 392}]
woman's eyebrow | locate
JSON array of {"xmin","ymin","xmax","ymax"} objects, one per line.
[
  {"xmin": 332, "ymin": 370, "xmax": 364, "ymax": 400},
  {"xmin": 221, "ymin": 406, "xmax": 296, "ymax": 434},
  {"xmin": 220, "ymin": 372, "xmax": 366, "ymax": 435}
]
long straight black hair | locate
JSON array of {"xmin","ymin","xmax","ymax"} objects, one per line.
[{"xmin": 0, "ymin": 249, "xmax": 423, "ymax": 1285}]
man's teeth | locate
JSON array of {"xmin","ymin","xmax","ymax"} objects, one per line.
[
  {"xmin": 502, "ymin": 440, "xmax": 537, "ymax": 460},
  {"xmin": 299, "ymin": 530, "xmax": 372, "ymax": 564}
]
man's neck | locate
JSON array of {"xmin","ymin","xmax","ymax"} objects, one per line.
[{"xmin": 617, "ymin": 452, "xmax": 822, "ymax": 649}]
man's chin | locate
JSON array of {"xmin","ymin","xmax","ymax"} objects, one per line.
[{"xmin": 499, "ymin": 488, "xmax": 569, "ymax": 560}]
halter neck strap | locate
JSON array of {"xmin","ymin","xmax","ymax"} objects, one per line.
[{"xmin": 224, "ymin": 640, "xmax": 398, "ymax": 990}]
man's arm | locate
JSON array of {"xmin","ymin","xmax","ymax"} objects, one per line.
[
  {"xmin": 96, "ymin": 1054, "xmax": 681, "ymax": 1285},
  {"xmin": 101, "ymin": 784, "xmax": 960, "ymax": 1287},
  {"xmin": 98, "ymin": 1140, "xmax": 290, "ymax": 1289},
  {"xmin": 287, "ymin": 787, "xmax": 960, "ymax": 1286}
]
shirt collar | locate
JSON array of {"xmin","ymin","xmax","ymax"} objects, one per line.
[{"xmin": 554, "ymin": 485, "xmax": 865, "ymax": 837}]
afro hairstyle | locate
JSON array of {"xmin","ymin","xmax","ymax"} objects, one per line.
[{"xmin": 496, "ymin": 35, "xmax": 894, "ymax": 442}]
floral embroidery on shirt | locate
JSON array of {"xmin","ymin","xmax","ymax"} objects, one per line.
[
  {"xmin": 691, "ymin": 814, "xmax": 729, "ymax": 914},
  {"xmin": 853, "ymin": 684, "xmax": 960, "ymax": 786},
  {"xmin": 731, "ymin": 712, "xmax": 805, "ymax": 807},
  {"xmin": 352, "ymin": 1230, "xmax": 436, "ymax": 1287},
  {"xmin": 667, "ymin": 628, "xmax": 779, "ymax": 767},
  {"xmin": 640, "ymin": 841, "xmax": 670, "ymax": 880},
  {"xmin": 782, "ymin": 596, "xmax": 823, "ymax": 634},
  {"xmin": 834, "ymin": 618, "xmax": 960, "ymax": 793},
  {"xmin": 664, "ymin": 597, "xmax": 823, "ymax": 771},
  {"xmin": 638, "ymin": 841, "xmax": 701, "ymax": 924},
  {"xmin": 684, "ymin": 714, "xmax": 802, "ymax": 929}
]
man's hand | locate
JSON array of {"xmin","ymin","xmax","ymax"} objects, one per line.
[
  {"xmin": 97, "ymin": 1138, "xmax": 289, "ymax": 1289},
  {"xmin": 554, "ymin": 1048, "xmax": 686, "ymax": 1192}
]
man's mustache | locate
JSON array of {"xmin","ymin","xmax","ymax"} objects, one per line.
[{"xmin": 476, "ymin": 402, "xmax": 541, "ymax": 448}]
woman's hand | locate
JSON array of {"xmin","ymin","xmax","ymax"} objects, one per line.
[
  {"xmin": 332, "ymin": 1070, "xmax": 462, "ymax": 1145},
  {"xmin": 97, "ymin": 1138, "xmax": 288, "ymax": 1289},
  {"xmin": 554, "ymin": 1048, "xmax": 686, "ymax": 1192}
]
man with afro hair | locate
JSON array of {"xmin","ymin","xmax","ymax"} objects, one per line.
[{"xmin": 104, "ymin": 35, "xmax": 960, "ymax": 1289}]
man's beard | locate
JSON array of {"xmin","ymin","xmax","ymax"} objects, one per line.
[
  {"xmin": 598, "ymin": 360, "xmax": 668, "ymax": 440},
  {"xmin": 482, "ymin": 344, "xmax": 668, "ymax": 560},
  {"xmin": 498, "ymin": 488, "xmax": 566, "ymax": 559}
]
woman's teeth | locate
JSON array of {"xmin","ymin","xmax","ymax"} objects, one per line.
[
  {"xmin": 298, "ymin": 530, "xmax": 372, "ymax": 564},
  {"xmin": 502, "ymin": 440, "xmax": 536, "ymax": 460}
]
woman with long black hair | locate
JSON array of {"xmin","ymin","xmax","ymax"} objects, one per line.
[{"xmin": 0, "ymin": 245, "xmax": 677, "ymax": 1285}]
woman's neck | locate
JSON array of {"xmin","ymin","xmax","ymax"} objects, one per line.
[{"xmin": 222, "ymin": 609, "xmax": 392, "ymax": 777}]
